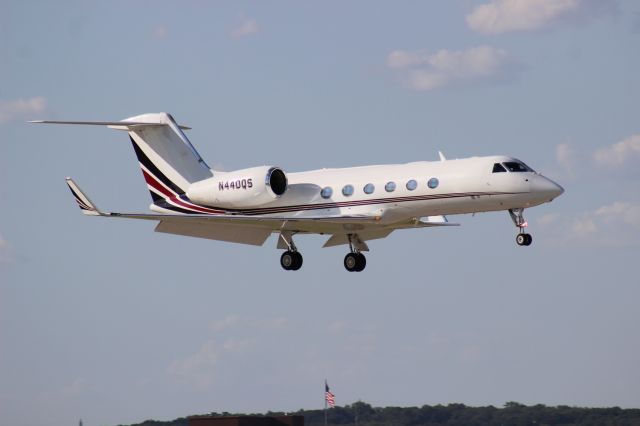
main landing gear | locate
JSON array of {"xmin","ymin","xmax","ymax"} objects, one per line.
[
  {"xmin": 280, "ymin": 250, "xmax": 303, "ymax": 271},
  {"xmin": 344, "ymin": 252, "xmax": 366, "ymax": 272},
  {"xmin": 344, "ymin": 233, "xmax": 367, "ymax": 272},
  {"xmin": 279, "ymin": 232, "xmax": 303, "ymax": 271},
  {"xmin": 278, "ymin": 232, "xmax": 368, "ymax": 272},
  {"xmin": 509, "ymin": 208, "xmax": 532, "ymax": 246}
]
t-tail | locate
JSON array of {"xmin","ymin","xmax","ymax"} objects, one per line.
[{"xmin": 30, "ymin": 112, "xmax": 214, "ymax": 208}]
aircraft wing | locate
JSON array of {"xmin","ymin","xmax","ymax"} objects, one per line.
[{"xmin": 66, "ymin": 178, "xmax": 458, "ymax": 247}]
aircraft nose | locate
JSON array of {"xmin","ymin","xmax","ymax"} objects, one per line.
[{"xmin": 531, "ymin": 175, "xmax": 564, "ymax": 200}]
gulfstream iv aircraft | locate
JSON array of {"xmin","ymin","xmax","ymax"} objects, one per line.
[{"xmin": 32, "ymin": 112, "xmax": 564, "ymax": 272}]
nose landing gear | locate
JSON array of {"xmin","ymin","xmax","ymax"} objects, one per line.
[
  {"xmin": 516, "ymin": 233, "xmax": 532, "ymax": 246},
  {"xmin": 509, "ymin": 208, "xmax": 532, "ymax": 246}
]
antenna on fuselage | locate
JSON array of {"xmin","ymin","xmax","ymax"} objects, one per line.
[{"xmin": 438, "ymin": 151, "xmax": 446, "ymax": 161}]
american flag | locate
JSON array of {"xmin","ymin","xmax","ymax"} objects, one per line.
[{"xmin": 325, "ymin": 381, "xmax": 335, "ymax": 408}]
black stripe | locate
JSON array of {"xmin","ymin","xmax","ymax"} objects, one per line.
[
  {"xmin": 67, "ymin": 185, "xmax": 93, "ymax": 210},
  {"xmin": 67, "ymin": 184, "xmax": 82, "ymax": 201},
  {"xmin": 220, "ymin": 191, "xmax": 518, "ymax": 215},
  {"xmin": 170, "ymin": 191, "xmax": 525, "ymax": 216},
  {"xmin": 130, "ymin": 136, "xmax": 185, "ymax": 195},
  {"xmin": 150, "ymin": 190, "xmax": 164, "ymax": 203},
  {"xmin": 153, "ymin": 200, "xmax": 201, "ymax": 215}
]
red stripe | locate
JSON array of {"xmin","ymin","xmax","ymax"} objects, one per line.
[
  {"xmin": 143, "ymin": 169, "xmax": 225, "ymax": 214},
  {"xmin": 143, "ymin": 170, "xmax": 174, "ymax": 198}
]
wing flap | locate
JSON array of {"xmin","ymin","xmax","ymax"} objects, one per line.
[
  {"xmin": 155, "ymin": 220, "xmax": 271, "ymax": 246},
  {"xmin": 392, "ymin": 215, "xmax": 460, "ymax": 229},
  {"xmin": 323, "ymin": 229, "xmax": 394, "ymax": 248}
]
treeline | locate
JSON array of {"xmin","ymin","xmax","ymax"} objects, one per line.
[{"xmin": 122, "ymin": 401, "xmax": 640, "ymax": 426}]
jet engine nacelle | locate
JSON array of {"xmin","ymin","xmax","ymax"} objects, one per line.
[{"xmin": 187, "ymin": 166, "xmax": 288, "ymax": 209}]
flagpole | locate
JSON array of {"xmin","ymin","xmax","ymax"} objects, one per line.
[{"xmin": 324, "ymin": 379, "xmax": 328, "ymax": 426}]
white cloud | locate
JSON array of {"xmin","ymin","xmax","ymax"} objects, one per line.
[
  {"xmin": 59, "ymin": 378, "xmax": 87, "ymax": 397},
  {"xmin": 168, "ymin": 340, "xmax": 218, "ymax": 389},
  {"xmin": 387, "ymin": 45, "xmax": 514, "ymax": 91},
  {"xmin": 222, "ymin": 338, "xmax": 255, "ymax": 353},
  {"xmin": 593, "ymin": 134, "xmax": 640, "ymax": 168},
  {"xmin": 209, "ymin": 315, "xmax": 241, "ymax": 332},
  {"xmin": 230, "ymin": 18, "xmax": 259, "ymax": 39},
  {"xmin": 209, "ymin": 315, "xmax": 287, "ymax": 332},
  {"xmin": 0, "ymin": 97, "xmax": 46, "ymax": 124},
  {"xmin": 538, "ymin": 202, "xmax": 640, "ymax": 246},
  {"xmin": 594, "ymin": 202, "xmax": 640, "ymax": 228},
  {"xmin": 466, "ymin": 0, "xmax": 615, "ymax": 35},
  {"xmin": 0, "ymin": 232, "xmax": 11, "ymax": 263},
  {"xmin": 171, "ymin": 316, "xmax": 287, "ymax": 388},
  {"xmin": 556, "ymin": 142, "xmax": 576, "ymax": 177},
  {"xmin": 152, "ymin": 25, "xmax": 168, "ymax": 40}
]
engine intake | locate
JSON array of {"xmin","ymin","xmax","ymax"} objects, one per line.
[{"xmin": 267, "ymin": 167, "xmax": 287, "ymax": 196}]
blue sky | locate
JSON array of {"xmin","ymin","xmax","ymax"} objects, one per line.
[{"xmin": 1, "ymin": 1, "xmax": 640, "ymax": 425}]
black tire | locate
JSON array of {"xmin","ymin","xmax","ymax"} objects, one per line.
[
  {"xmin": 524, "ymin": 233, "xmax": 533, "ymax": 246},
  {"xmin": 291, "ymin": 251, "xmax": 303, "ymax": 270},
  {"xmin": 280, "ymin": 251, "xmax": 294, "ymax": 270},
  {"xmin": 355, "ymin": 253, "xmax": 367, "ymax": 272},
  {"xmin": 344, "ymin": 253, "xmax": 358, "ymax": 272},
  {"xmin": 516, "ymin": 234, "xmax": 526, "ymax": 246}
]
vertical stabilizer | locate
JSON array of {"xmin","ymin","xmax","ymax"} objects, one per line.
[{"xmin": 123, "ymin": 113, "xmax": 213, "ymax": 201}]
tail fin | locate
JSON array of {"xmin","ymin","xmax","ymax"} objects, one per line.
[
  {"xmin": 123, "ymin": 113, "xmax": 212, "ymax": 202},
  {"xmin": 31, "ymin": 112, "xmax": 214, "ymax": 203}
]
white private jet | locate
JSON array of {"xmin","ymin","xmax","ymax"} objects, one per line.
[{"xmin": 32, "ymin": 112, "xmax": 564, "ymax": 272}]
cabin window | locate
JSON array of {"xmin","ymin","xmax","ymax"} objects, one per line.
[
  {"xmin": 503, "ymin": 161, "xmax": 531, "ymax": 172},
  {"xmin": 320, "ymin": 187, "xmax": 333, "ymax": 199},
  {"xmin": 363, "ymin": 183, "xmax": 375, "ymax": 194},
  {"xmin": 342, "ymin": 184, "xmax": 354, "ymax": 197},
  {"xmin": 492, "ymin": 163, "xmax": 507, "ymax": 173},
  {"xmin": 385, "ymin": 182, "xmax": 396, "ymax": 192},
  {"xmin": 427, "ymin": 178, "xmax": 439, "ymax": 189},
  {"xmin": 406, "ymin": 179, "xmax": 417, "ymax": 191}
]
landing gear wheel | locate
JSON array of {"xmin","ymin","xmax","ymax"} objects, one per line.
[
  {"xmin": 291, "ymin": 251, "xmax": 303, "ymax": 270},
  {"xmin": 344, "ymin": 253, "xmax": 358, "ymax": 272},
  {"xmin": 344, "ymin": 252, "xmax": 366, "ymax": 272},
  {"xmin": 516, "ymin": 233, "xmax": 533, "ymax": 246},
  {"xmin": 281, "ymin": 251, "xmax": 303, "ymax": 271},
  {"xmin": 280, "ymin": 251, "xmax": 294, "ymax": 270},
  {"xmin": 355, "ymin": 253, "xmax": 366, "ymax": 272}
]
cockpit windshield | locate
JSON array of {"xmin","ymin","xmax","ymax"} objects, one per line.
[
  {"xmin": 492, "ymin": 163, "xmax": 507, "ymax": 173},
  {"xmin": 503, "ymin": 161, "xmax": 533, "ymax": 172}
]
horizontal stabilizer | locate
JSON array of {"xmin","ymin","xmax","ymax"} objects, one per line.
[
  {"xmin": 28, "ymin": 120, "xmax": 191, "ymax": 130},
  {"xmin": 65, "ymin": 178, "xmax": 103, "ymax": 216}
]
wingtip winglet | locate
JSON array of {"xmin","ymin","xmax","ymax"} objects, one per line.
[{"xmin": 65, "ymin": 178, "xmax": 102, "ymax": 216}]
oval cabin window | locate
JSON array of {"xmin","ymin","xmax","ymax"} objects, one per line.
[
  {"xmin": 342, "ymin": 185, "xmax": 354, "ymax": 197},
  {"xmin": 320, "ymin": 187, "xmax": 333, "ymax": 199}
]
